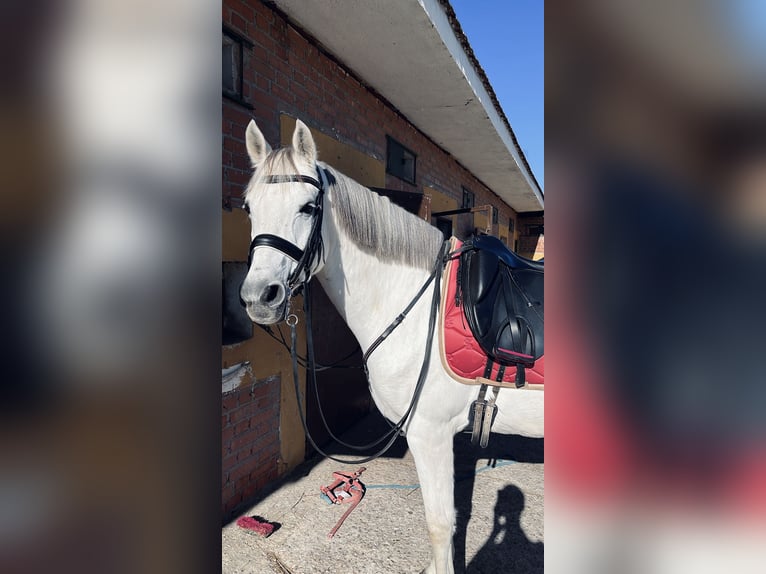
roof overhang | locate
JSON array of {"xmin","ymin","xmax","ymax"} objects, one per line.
[{"xmin": 272, "ymin": 0, "xmax": 543, "ymax": 212}]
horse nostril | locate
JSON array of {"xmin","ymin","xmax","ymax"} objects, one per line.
[{"xmin": 260, "ymin": 283, "xmax": 284, "ymax": 305}]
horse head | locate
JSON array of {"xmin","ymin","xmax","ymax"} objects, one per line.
[{"xmin": 240, "ymin": 119, "xmax": 325, "ymax": 324}]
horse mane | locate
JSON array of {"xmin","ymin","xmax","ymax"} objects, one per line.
[
  {"xmin": 245, "ymin": 147, "xmax": 444, "ymax": 270},
  {"xmin": 320, "ymin": 162, "xmax": 444, "ymax": 270}
]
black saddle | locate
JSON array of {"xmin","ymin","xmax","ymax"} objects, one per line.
[{"xmin": 458, "ymin": 235, "xmax": 544, "ymax": 385}]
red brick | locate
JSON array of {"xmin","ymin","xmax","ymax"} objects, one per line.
[
  {"xmin": 251, "ymin": 384, "xmax": 271, "ymax": 399},
  {"xmin": 229, "ymin": 11, "xmax": 248, "ymax": 36},
  {"xmin": 229, "ymin": 462, "xmax": 253, "ymax": 485},
  {"xmin": 222, "ymin": 394, "xmax": 238, "ymax": 411},
  {"xmin": 222, "ymin": 454, "xmax": 237, "ymax": 478},
  {"xmin": 234, "ymin": 420, "xmax": 251, "ymax": 435},
  {"xmin": 228, "ymin": 405, "xmax": 251, "ymax": 425},
  {"xmin": 229, "ymin": 430, "xmax": 255, "ymax": 453},
  {"xmin": 235, "ymin": 1, "xmax": 256, "ymax": 22}
]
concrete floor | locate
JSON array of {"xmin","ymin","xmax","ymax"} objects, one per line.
[{"xmin": 222, "ymin": 416, "xmax": 543, "ymax": 574}]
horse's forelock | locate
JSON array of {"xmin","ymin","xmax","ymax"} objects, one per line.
[{"xmin": 244, "ymin": 148, "xmax": 303, "ymax": 199}]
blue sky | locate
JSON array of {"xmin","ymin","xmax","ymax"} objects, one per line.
[{"xmin": 449, "ymin": 0, "xmax": 544, "ymax": 192}]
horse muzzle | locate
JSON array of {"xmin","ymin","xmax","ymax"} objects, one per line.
[{"xmin": 240, "ymin": 280, "xmax": 288, "ymax": 325}]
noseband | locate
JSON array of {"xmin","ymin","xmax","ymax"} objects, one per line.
[{"xmin": 247, "ymin": 167, "xmax": 326, "ymax": 295}]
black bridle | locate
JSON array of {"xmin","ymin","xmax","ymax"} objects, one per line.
[{"xmin": 247, "ymin": 167, "xmax": 326, "ymax": 296}]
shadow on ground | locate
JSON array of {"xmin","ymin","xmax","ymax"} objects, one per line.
[{"xmin": 453, "ymin": 433, "xmax": 544, "ymax": 573}]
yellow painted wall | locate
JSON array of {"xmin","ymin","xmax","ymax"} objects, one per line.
[
  {"xmin": 425, "ymin": 186, "xmax": 457, "ymax": 235},
  {"xmin": 222, "ymin": 208, "xmax": 250, "ymax": 262},
  {"xmin": 280, "ymin": 115, "xmax": 385, "ymax": 188},
  {"xmin": 473, "ymin": 209, "xmax": 489, "ymax": 234},
  {"xmin": 426, "ymin": 186, "xmax": 457, "ymax": 214}
]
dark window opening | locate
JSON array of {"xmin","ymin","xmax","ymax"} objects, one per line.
[
  {"xmin": 222, "ymin": 262, "xmax": 253, "ymax": 345},
  {"xmin": 223, "ymin": 27, "xmax": 253, "ymax": 108},
  {"xmin": 508, "ymin": 218, "xmax": 515, "ymax": 233},
  {"xmin": 223, "ymin": 33, "xmax": 241, "ymax": 98},
  {"xmin": 462, "ymin": 187, "xmax": 475, "ymax": 209},
  {"xmin": 370, "ymin": 187, "xmax": 424, "ymax": 215},
  {"xmin": 386, "ymin": 137, "xmax": 417, "ymax": 184},
  {"xmin": 435, "ymin": 217, "xmax": 453, "ymax": 241},
  {"xmin": 492, "ymin": 206, "xmax": 499, "ymax": 224}
]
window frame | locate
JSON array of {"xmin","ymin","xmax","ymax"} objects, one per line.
[
  {"xmin": 222, "ymin": 26, "xmax": 254, "ymax": 109},
  {"xmin": 462, "ymin": 187, "xmax": 475, "ymax": 209},
  {"xmin": 385, "ymin": 136, "xmax": 417, "ymax": 184}
]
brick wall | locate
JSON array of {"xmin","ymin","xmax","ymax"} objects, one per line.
[
  {"xmin": 517, "ymin": 213, "xmax": 545, "ymax": 259},
  {"xmin": 222, "ymin": 374, "xmax": 281, "ymax": 519},
  {"xmin": 222, "ymin": 0, "xmax": 521, "ymax": 230}
]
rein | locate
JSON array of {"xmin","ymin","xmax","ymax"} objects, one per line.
[{"xmin": 290, "ymin": 242, "xmax": 448, "ymax": 465}]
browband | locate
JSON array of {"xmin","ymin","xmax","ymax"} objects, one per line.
[{"xmin": 262, "ymin": 174, "xmax": 322, "ymax": 189}]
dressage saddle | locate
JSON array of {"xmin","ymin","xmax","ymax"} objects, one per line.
[{"xmin": 458, "ymin": 235, "xmax": 544, "ymax": 385}]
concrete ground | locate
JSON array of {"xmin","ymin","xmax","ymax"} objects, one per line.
[{"xmin": 222, "ymin": 415, "xmax": 543, "ymax": 574}]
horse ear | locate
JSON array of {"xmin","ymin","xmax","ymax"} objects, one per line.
[
  {"xmin": 292, "ymin": 119, "xmax": 317, "ymax": 165},
  {"xmin": 245, "ymin": 120, "xmax": 271, "ymax": 167}
]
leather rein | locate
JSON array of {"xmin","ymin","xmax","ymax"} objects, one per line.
[{"xmin": 248, "ymin": 167, "xmax": 447, "ymax": 464}]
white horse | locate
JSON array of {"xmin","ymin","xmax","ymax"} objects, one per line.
[{"xmin": 240, "ymin": 119, "xmax": 544, "ymax": 574}]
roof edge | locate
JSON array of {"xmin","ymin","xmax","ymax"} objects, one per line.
[{"xmin": 433, "ymin": 0, "xmax": 544, "ymax": 201}]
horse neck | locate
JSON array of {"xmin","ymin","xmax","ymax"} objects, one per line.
[{"xmin": 315, "ymin": 204, "xmax": 434, "ymax": 353}]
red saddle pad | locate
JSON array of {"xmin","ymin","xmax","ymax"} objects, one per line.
[{"xmin": 440, "ymin": 238, "xmax": 545, "ymax": 385}]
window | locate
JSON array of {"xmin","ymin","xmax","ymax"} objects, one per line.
[
  {"xmin": 508, "ymin": 218, "xmax": 515, "ymax": 234},
  {"xmin": 222, "ymin": 34, "xmax": 239, "ymax": 96},
  {"xmin": 492, "ymin": 206, "xmax": 498, "ymax": 224},
  {"xmin": 386, "ymin": 137, "xmax": 416, "ymax": 184},
  {"xmin": 223, "ymin": 27, "xmax": 253, "ymax": 107},
  {"xmin": 462, "ymin": 187, "xmax": 475, "ymax": 209}
]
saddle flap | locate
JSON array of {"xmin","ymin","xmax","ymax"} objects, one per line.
[{"xmin": 459, "ymin": 239, "xmax": 544, "ymax": 367}]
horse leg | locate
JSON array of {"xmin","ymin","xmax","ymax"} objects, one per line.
[{"xmin": 407, "ymin": 427, "xmax": 457, "ymax": 574}]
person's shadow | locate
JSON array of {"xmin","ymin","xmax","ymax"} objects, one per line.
[
  {"xmin": 453, "ymin": 433, "xmax": 544, "ymax": 573},
  {"xmin": 465, "ymin": 484, "xmax": 543, "ymax": 573}
]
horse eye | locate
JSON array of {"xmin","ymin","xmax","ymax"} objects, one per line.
[
  {"xmin": 299, "ymin": 203, "xmax": 317, "ymax": 216},
  {"xmin": 243, "ymin": 203, "xmax": 251, "ymax": 214}
]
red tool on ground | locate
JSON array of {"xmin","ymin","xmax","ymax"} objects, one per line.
[
  {"xmin": 320, "ymin": 467, "xmax": 367, "ymax": 538},
  {"xmin": 235, "ymin": 515, "xmax": 275, "ymax": 537}
]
